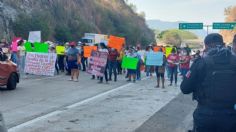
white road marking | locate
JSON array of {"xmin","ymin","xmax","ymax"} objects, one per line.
[{"xmin": 8, "ymin": 77, "xmax": 149, "ymax": 132}]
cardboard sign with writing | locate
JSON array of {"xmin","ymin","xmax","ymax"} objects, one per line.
[
  {"xmin": 87, "ymin": 51, "xmax": 108, "ymax": 76},
  {"xmin": 146, "ymin": 52, "xmax": 163, "ymax": 66},
  {"xmin": 28, "ymin": 31, "xmax": 41, "ymax": 43},
  {"xmin": 121, "ymin": 57, "xmax": 139, "ymax": 70},
  {"xmin": 56, "ymin": 46, "xmax": 66, "ymax": 55},
  {"xmin": 108, "ymin": 35, "xmax": 125, "ymax": 51},
  {"xmin": 83, "ymin": 46, "xmax": 97, "ymax": 58},
  {"xmin": 165, "ymin": 47, "xmax": 173, "ymax": 57},
  {"xmin": 24, "ymin": 42, "xmax": 34, "ymax": 52},
  {"xmin": 24, "ymin": 52, "xmax": 57, "ymax": 76},
  {"xmin": 34, "ymin": 42, "xmax": 49, "ymax": 53},
  {"xmin": 153, "ymin": 46, "xmax": 161, "ymax": 52},
  {"xmin": 11, "ymin": 37, "xmax": 22, "ymax": 52}
]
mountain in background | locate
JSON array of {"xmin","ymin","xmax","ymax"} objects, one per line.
[
  {"xmin": 0, "ymin": 0, "xmax": 155, "ymax": 45},
  {"xmin": 147, "ymin": 19, "xmax": 208, "ymax": 39}
]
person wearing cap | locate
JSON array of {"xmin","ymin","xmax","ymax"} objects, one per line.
[
  {"xmin": 181, "ymin": 33, "xmax": 236, "ymax": 132},
  {"xmin": 66, "ymin": 42, "xmax": 81, "ymax": 82},
  {"xmin": 232, "ymin": 34, "xmax": 236, "ymax": 55}
]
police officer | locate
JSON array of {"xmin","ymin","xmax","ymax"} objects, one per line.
[{"xmin": 181, "ymin": 33, "xmax": 236, "ymax": 132}]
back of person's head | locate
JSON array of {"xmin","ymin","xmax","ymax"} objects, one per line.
[
  {"xmin": 159, "ymin": 48, "xmax": 163, "ymax": 52},
  {"xmin": 204, "ymin": 33, "xmax": 224, "ymax": 49},
  {"xmin": 171, "ymin": 48, "xmax": 176, "ymax": 54}
]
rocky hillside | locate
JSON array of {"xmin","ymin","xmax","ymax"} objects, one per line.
[{"xmin": 0, "ymin": 0, "xmax": 155, "ymax": 45}]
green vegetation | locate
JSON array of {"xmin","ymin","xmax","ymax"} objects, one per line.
[
  {"xmin": 12, "ymin": 12, "xmax": 51, "ymax": 41},
  {"xmin": 155, "ymin": 29, "xmax": 198, "ymax": 46},
  {"xmin": 9, "ymin": 0, "xmax": 155, "ymax": 45}
]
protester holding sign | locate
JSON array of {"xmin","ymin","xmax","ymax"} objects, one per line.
[
  {"xmin": 145, "ymin": 46, "xmax": 154, "ymax": 77},
  {"xmin": 81, "ymin": 43, "xmax": 88, "ymax": 72},
  {"xmin": 17, "ymin": 40, "xmax": 26, "ymax": 74},
  {"xmin": 108, "ymin": 48, "xmax": 119, "ymax": 82},
  {"xmin": 98, "ymin": 43, "xmax": 109, "ymax": 84},
  {"xmin": 126, "ymin": 47, "xmax": 138, "ymax": 83},
  {"xmin": 179, "ymin": 49, "xmax": 191, "ymax": 76},
  {"xmin": 49, "ymin": 45, "xmax": 59, "ymax": 75},
  {"xmin": 155, "ymin": 48, "xmax": 167, "ymax": 88},
  {"xmin": 66, "ymin": 42, "xmax": 81, "ymax": 82},
  {"xmin": 167, "ymin": 48, "xmax": 179, "ymax": 86}
]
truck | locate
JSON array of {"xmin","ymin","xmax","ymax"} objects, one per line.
[{"xmin": 81, "ymin": 33, "xmax": 108, "ymax": 46}]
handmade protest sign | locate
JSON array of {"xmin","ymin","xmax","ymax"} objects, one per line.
[
  {"xmin": 108, "ymin": 35, "xmax": 125, "ymax": 51},
  {"xmin": 34, "ymin": 42, "xmax": 49, "ymax": 53},
  {"xmin": 87, "ymin": 51, "xmax": 108, "ymax": 76},
  {"xmin": 153, "ymin": 46, "xmax": 161, "ymax": 52},
  {"xmin": 83, "ymin": 46, "xmax": 97, "ymax": 58},
  {"xmin": 165, "ymin": 47, "xmax": 173, "ymax": 57},
  {"xmin": 24, "ymin": 42, "xmax": 34, "ymax": 52},
  {"xmin": 24, "ymin": 52, "xmax": 57, "ymax": 76},
  {"xmin": 146, "ymin": 52, "xmax": 163, "ymax": 66},
  {"xmin": 121, "ymin": 57, "xmax": 139, "ymax": 70},
  {"xmin": 11, "ymin": 37, "xmax": 22, "ymax": 52},
  {"xmin": 56, "ymin": 46, "xmax": 66, "ymax": 55},
  {"xmin": 28, "ymin": 31, "xmax": 41, "ymax": 43}
]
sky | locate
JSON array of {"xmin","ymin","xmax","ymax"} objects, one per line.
[{"xmin": 128, "ymin": 0, "xmax": 235, "ymax": 25}]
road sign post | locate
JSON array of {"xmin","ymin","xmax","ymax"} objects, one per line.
[{"xmin": 179, "ymin": 23, "xmax": 204, "ymax": 30}]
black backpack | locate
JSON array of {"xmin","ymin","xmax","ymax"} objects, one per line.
[{"xmin": 201, "ymin": 54, "xmax": 236, "ymax": 109}]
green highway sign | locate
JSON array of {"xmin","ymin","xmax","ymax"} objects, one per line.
[
  {"xmin": 179, "ymin": 23, "xmax": 204, "ymax": 30},
  {"xmin": 213, "ymin": 22, "xmax": 236, "ymax": 30}
]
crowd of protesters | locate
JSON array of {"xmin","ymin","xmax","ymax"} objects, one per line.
[{"xmin": 2, "ymin": 35, "xmax": 236, "ymax": 88}]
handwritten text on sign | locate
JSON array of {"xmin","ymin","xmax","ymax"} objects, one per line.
[
  {"xmin": 87, "ymin": 51, "xmax": 108, "ymax": 76},
  {"xmin": 24, "ymin": 53, "xmax": 57, "ymax": 76}
]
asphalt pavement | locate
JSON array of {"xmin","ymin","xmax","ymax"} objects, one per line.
[{"xmin": 0, "ymin": 72, "xmax": 196, "ymax": 132}]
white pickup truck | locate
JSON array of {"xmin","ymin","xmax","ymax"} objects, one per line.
[{"xmin": 81, "ymin": 33, "xmax": 108, "ymax": 46}]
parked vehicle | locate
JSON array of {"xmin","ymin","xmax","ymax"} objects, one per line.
[
  {"xmin": 81, "ymin": 33, "xmax": 108, "ymax": 46},
  {"xmin": 0, "ymin": 60, "xmax": 19, "ymax": 90}
]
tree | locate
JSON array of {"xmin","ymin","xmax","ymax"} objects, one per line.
[{"xmin": 162, "ymin": 31, "xmax": 182, "ymax": 46}]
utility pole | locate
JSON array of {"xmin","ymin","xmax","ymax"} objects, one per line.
[{"xmin": 204, "ymin": 25, "xmax": 212, "ymax": 35}]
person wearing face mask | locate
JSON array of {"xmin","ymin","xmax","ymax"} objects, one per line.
[
  {"xmin": 167, "ymin": 48, "xmax": 179, "ymax": 86},
  {"xmin": 179, "ymin": 49, "xmax": 191, "ymax": 77},
  {"xmin": 66, "ymin": 42, "xmax": 81, "ymax": 82},
  {"xmin": 108, "ymin": 48, "xmax": 119, "ymax": 82}
]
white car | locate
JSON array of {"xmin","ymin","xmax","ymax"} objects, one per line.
[{"xmin": 0, "ymin": 112, "xmax": 7, "ymax": 132}]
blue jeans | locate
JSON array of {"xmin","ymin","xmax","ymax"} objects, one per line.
[
  {"xmin": 181, "ymin": 68, "xmax": 189, "ymax": 76},
  {"xmin": 136, "ymin": 60, "xmax": 141, "ymax": 80},
  {"xmin": 146, "ymin": 65, "xmax": 151, "ymax": 76},
  {"xmin": 11, "ymin": 52, "xmax": 18, "ymax": 64},
  {"xmin": 169, "ymin": 66, "xmax": 178, "ymax": 84},
  {"xmin": 108, "ymin": 60, "xmax": 117, "ymax": 81}
]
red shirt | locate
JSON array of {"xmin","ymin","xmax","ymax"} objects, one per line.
[
  {"xmin": 108, "ymin": 50, "xmax": 119, "ymax": 61},
  {"xmin": 180, "ymin": 55, "xmax": 191, "ymax": 69},
  {"xmin": 167, "ymin": 53, "xmax": 179, "ymax": 68}
]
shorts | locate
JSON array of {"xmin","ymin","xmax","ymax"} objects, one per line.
[
  {"xmin": 68, "ymin": 60, "xmax": 79, "ymax": 70},
  {"xmin": 128, "ymin": 69, "xmax": 137, "ymax": 75}
]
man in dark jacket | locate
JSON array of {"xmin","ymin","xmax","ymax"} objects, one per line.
[{"xmin": 181, "ymin": 33, "xmax": 236, "ymax": 132}]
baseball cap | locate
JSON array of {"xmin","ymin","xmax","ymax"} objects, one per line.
[
  {"xmin": 204, "ymin": 33, "xmax": 224, "ymax": 46},
  {"xmin": 69, "ymin": 42, "xmax": 76, "ymax": 46}
]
